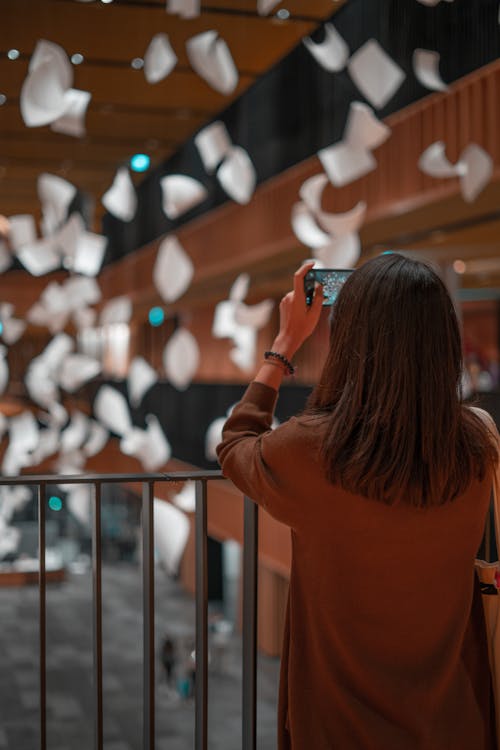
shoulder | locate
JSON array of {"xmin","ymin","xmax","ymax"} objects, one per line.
[{"xmin": 466, "ymin": 405, "xmax": 498, "ymax": 435}]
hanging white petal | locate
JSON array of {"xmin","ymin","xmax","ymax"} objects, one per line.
[
  {"xmin": 229, "ymin": 326, "xmax": 257, "ymax": 372},
  {"xmin": 29, "ymin": 39, "xmax": 73, "ymax": 90},
  {"xmin": 100, "ymin": 296, "xmax": 132, "ymax": 326},
  {"xmin": 229, "ymin": 273, "xmax": 250, "ymax": 303},
  {"xmin": 186, "ymin": 30, "xmax": 239, "ymax": 95},
  {"xmin": 160, "ymin": 174, "xmax": 208, "ymax": 219},
  {"xmin": 9, "ymin": 411, "xmax": 40, "ymax": 453},
  {"xmin": 412, "ymin": 49, "xmax": 448, "ymax": 92},
  {"xmin": 127, "ymin": 357, "xmax": 158, "ymax": 407},
  {"xmin": 134, "ymin": 415, "xmax": 171, "ymax": 471},
  {"xmin": 66, "ymin": 485, "xmax": 92, "ymax": 527},
  {"xmin": 58, "ymin": 353, "xmax": 102, "ymax": 392},
  {"xmin": 172, "ymin": 482, "xmax": 197, "ymax": 512},
  {"xmin": 299, "ymin": 173, "xmax": 329, "ymax": 213},
  {"xmin": 0, "ymin": 241, "xmax": 12, "ymax": 273},
  {"xmin": 217, "ymin": 146, "xmax": 256, "ymax": 204},
  {"xmin": 94, "ymin": 385, "xmax": 132, "ymax": 436},
  {"xmin": 347, "ymin": 39, "xmax": 405, "ymax": 110},
  {"xmin": 153, "ymin": 498, "xmax": 190, "ymax": 575},
  {"xmin": 205, "ymin": 416, "xmax": 227, "ymax": 461},
  {"xmin": 83, "ymin": 420, "xmax": 108, "ymax": 457},
  {"xmin": 1, "ymin": 317, "xmax": 26, "ymax": 345},
  {"xmin": 316, "ymin": 201, "xmax": 367, "ymax": 237},
  {"xmin": 72, "ymin": 231, "xmax": 107, "ymax": 276},
  {"xmin": 314, "ymin": 233, "xmax": 361, "ymax": 269},
  {"xmin": 257, "ymin": 0, "xmax": 281, "ymax": 14},
  {"xmin": 303, "ymin": 23, "xmax": 350, "ymax": 73},
  {"xmin": 153, "ymin": 235, "xmax": 194, "ymax": 304},
  {"xmin": 38, "ymin": 173, "xmax": 77, "ymax": 230},
  {"xmin": 53, "ymin": 212, "xmax": 84, "ymax": 267},
  {"xmin": 0, "ymin": 345, "xmax": 8, "ymax": 396},
  {"xmin": 73, "ymin": 306, "xmax": 97, "ymax": 330},
  {"xmin": 234, "ymin": 299, "xmax": 274, "ymax": 329},
  {"xmin": 8, "ymin": 214, "xmax": 37, "ymax": 251},
  {"xmin": 50, "ymin": 88, "xmax": 91, "ymax": 138},
  {"xmin": 20, "ymin": 59, "xmax": 69, "ymax": 127},
  {"xmin": 30, "ymin": 426, "xmax": 60, "ymax": 465},
  {"xmin": 144, "ymin": 33, "xmax": 177, "ymax": 84},
  {"xmin": 102, "ymin": 167, "xmax": 137, "ymax": 222},
  {"xmin": 418, "ymin": 141, "xmax": 464, "ymax": 178},
  {"xmin": 459, "ymin": 144, "xmax": 493, "ymax": 203},
  {"xmin": 212, "ymin": 299, "xmax": 237, "ymax": 339},
  {"xmin": 60, "ymin": 411, "xmax": 89, "ymax": 453},
  {"xmin": 166, "ymin": 0, "xmax": 200, "ymax": 18},
  {"xmin": 16, "ymin": 238, "xmax": 61, "ymax": 276},
  {"xmin": 318, "ymin": 141, "xmax": 376, "ymax": 187},
  {"xmin": 194, "ymin": 121, "xmax": 233, "ymax": 174},
  {"xmin": 344, "ymin": 101, "xmax": 391, "ymax": 151},
  {"xmin": 163, "ymin": 328, "xmax": 199, "ymax": 390},
  {"xmin": 291, "ymin": 202, "xmax": 331, "ymax": 248}
]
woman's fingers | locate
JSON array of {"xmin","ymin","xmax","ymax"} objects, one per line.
[{"xmin": 293, "ymin": 261, "xmax": 316, "ymax": 297}]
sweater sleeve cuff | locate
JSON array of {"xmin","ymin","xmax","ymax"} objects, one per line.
[{"xmin": 241, "ymin": 381, "xmax": 279, "ymax": 413}]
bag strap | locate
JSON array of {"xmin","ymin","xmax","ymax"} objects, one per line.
[{"xmin": 470, "ymin": 407, "xmax": 500, "ymax": 560}]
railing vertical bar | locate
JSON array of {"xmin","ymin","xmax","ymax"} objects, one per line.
[
  {"xmin": 142, "ymin": 481, "xmax": 155, "ymax": 750},
  {"xmin": 242, "ymin": 497, "xmax": 258, "ymax": 750},
  {"xmin": 92, "ymin": 482, "xmax": 103, "ymax": 750},
  {"xmin": 195, "ymin": 479, "xmax": 208, "ymax": 750},
  {"xmin": 38, "ymin": 482, "xmax": 47, "ymax": 750}
]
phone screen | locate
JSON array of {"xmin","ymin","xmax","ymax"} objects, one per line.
[{"xmin": 304, "ymin": 269, "xmax": 353, "ymax": 306}]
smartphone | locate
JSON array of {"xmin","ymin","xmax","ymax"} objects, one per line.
[{"xmin": 304, "ymin": 269, "xmax": 353, "ymax": 306}]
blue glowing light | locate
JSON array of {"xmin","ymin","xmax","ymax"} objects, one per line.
[
  {"xmin": 130, "ymin": 153, "xmax": 150, "ymax": 172},
  {"xmin": 148, "ymin": 307, "xmax": 165, "ymax": 327},
  {"xmin": 381, "ymin": 250, "xmax": 394, "ymax": 255},
  {"xmin": 49, "ymin": 496, "xmax": 63, "ymax": 512},
  {"xmin": 0, "ymin": 322, "xmax": 3, "ymax": 336}
]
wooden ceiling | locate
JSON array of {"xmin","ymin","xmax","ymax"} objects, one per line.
[{"xmin": 0, "ymin": 0, "xmax": 339, "ymax": 228}]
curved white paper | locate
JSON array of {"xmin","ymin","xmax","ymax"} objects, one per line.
[
  {"xmin": 154, "ymin": 498, "xmax": 190, "ymax": 575},
  {"xmin": 2, "ymin": 317, "xmax": 26, "ymax": 345},
  {"xmin": 73, "ymin": 307, "xmax": 97, "ymax": 330},
  {"xmin": 229, "ymin": 273, "xmax": 250, "ymax": 303},
  {"xmin": 153, "ymin": 235, "xmax": 194, "ymax": 303},
  {"xmin": 347, "ymin": 39, "xmax": 405, "ymax": 110},
  {"xmin": 60, "ymin": 411, "xmax": 89, "ymax": 453},
  {"xmin": 94, "ymin": 385, "xmax": 132, "ymax": 436},
  {"xmin": 53, "ymin": 212, "xmax": 84, "ymax": 265},
  {"xmin": 257, "ymin": 0, "xmax": 281, "ymax": 14},
  {"xmin": 59, "ymin": 353, "xmax": 101, "ymax": 392},
  {"xmin": 30, "ymin": 427, "xmax": 60, "ymax": 465},
  {"xmin": 38, "ymin": 173, "xmax": 77, "ymax": 230},
  {"xmin": 102, "ymin": 167, "xmax": 137, "ymax": 222},
  {"xmin": 0, "ymin": 241, "xmax": 12, "ymax": 274},
  {"xmin": 29, "ymin": 40, "xmax": 73, "ymax": 90},
  {"xmin": 299, "ymin": 174, "xmax": 329, "ymax": 213},
  {"xmin": 234, "ymin": 299, "xmax": 274, "ymax": 329},
  {"xmin": 160, "ymin": 174, "xmax": 208, "ymax": 219},
  {"xmin": 212, "ymin": 299, "xmax": 237, "ymax": 339},
  {"xmin": 314, "ymin": 233, "xmax": 361, "ymax": 268},
  {"xmin": 205, "ymin": 416, "xmax": 227, "ymax": 461},
  {"xmin": 418, "ymin": 141, "xmax": 464, "ymax": 178},
  {"xmin": 186, "ymin": 30, "xmax": 238, "ymax": 96},
  {"xmin": 163, "ymin": 328, "xmax": 199, "ymax": 390},
  {"xmin": 83, "ymin": 421, "xmax": 108, "ymax": 457},
  {"xmin": 17, "ymin": 238, "xmax": 61, "ymax": 276},
  {"xmin": 50, "ymin": 88, "xmax": 91, "ymax": 138},
  {"xmin": 318, "ymin": 142, "xmax": 376, "ymax": 187},
  {"xmin": 172, "ymin": 482, "xmax": 196, "ymax": 512},
  {"xmin": 291, "ymin": 202, "xmax": 331, "ymax": 248},
  {"xmin": 66, "ymin": 485, "xmax": 92, "ymax": 527},
  {"xmin": 8, "ymin": 215, "xmax": 37, "ymax": 251},
  {"xmin": 194, "ymin": 121, "xmax": 233, "ymax": 173},
  {"xmin": 317, "ymin": 201, "xmax": 367, "ymax": 237},
  {"xmin": 137, "ymin": 415, "xmax": 171, "ymax": 471},
  {"xmin": 127, "ymin": 357, "xmax": 158, "ymax": 407},
  {"xmin": 229, "ymin": 327, "xmax": 257, "ymax": 372},
  {"xmin": 100, "ymin": 296, "xmax": 132, "ymax": 326},
  {"xmin": 413, "ymin": 49, "xmax": 448, "ymax": 92},
  {"xmin": 167, "ymin": 0, "xmax": 200, "ymax": 18},
  {"xmin": 72, "ymin": 231, "xmax": 107, "ymax": 277},
  {"xmin": 217, "ymin": 146, "xmax": 256, "ymax": 204},
  {"xmin": 144, "ymin": 33, "xmax": 177, "ymax": 84},
  {"xmin": 303, "ymin": 23, "xmax": 350, "ymax": 73},
  {"xmin": 459, "ymin": 144, "xmax": 493, "ymax": 203},
  {"xmin": 0, "ymin": 348, "xmax": 8, "ymax": 396},
  {"xmin": 20, "ymin": 59, "xmax": 68, "ymax": 127},
  {"xmin": 344, "ymin": 101, "xmax": 391, "ymax": 151}
]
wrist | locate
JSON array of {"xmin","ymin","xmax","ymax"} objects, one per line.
[{"xmin": 271, "ymin": 335, "xmax": 299, "ymax": 360}]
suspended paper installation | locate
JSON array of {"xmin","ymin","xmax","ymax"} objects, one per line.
[
  {"xmin": 163, "ymin": 328, "xmax": 200, "ymax": 390},
  {"xmin": 102, "ymin": 167, "xmax": 137, "ymax": 222},
  {"xmin": 127, "ymin": 357, "xmax": 158, "ymax": 407},
  {"xmin": 257, "ymin": 0, "xmax": 281, "ymax": 14},
  {"xmin": 216, "ymin": 146, "xmax": 257, "ymax": 204},
  {"xmin": 167, "ymin": 0, "xmax": 200, "ymax": 19},
  {"xmin": 347, "ymin": 39, "xmax": 406, "ymax": 110},
  {"xmin": 303, "ymin": 23, "xmax": 350, "ymax": 73},
  {"xmin": 413, "ymin": 49, "xmax": 448, "ymax": 91},
  {"xmin": 0, "ymin": 304, "xmax": 26, "ymax": 345},
  {"xmin": 160, "ymin": 175, "xmax": 208, "ymax": 219},
  {"xmin": 418, "ymin": 141, "xmax": 493, "ymax": 202},
  {"xmin": 38, "ymin": 173, "xmax": 77, "ymax": 234},
  {"xmin": 144, "ymin": 33, "xmax": 177, "ymax": 84},
  {"xmin": 100, "ymin": 296, "xmax": 132, "ymax": 326},
  {"xmin": 194, "ymin": 121, "xmax": 233, "ymax": 173},
  {"xmin": 153, "ymin": 498, "xmax": 190, "ymax": 575},
  {"xmin": 153, "ymin": 235, "xmax": 194, "ymax": 303},
  {"xmin": 186, "ymin": 31, "xmax": 238, "ymax": 95}
]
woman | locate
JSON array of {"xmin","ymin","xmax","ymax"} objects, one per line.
[{"xmin": 217, "ymin": 255, "xmax": 499, "ymax": 750}]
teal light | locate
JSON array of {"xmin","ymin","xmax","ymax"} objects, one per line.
[
  {"xmin": 48, "ymin": 496, "xmax": 63, "ymax": 512},
  {"xmin": 0, "ymin": 321, "xmax": 3, "ymax": 335},
  {"xmin": 130, "ymin": 153, "xmax": 150, "ymax": 173},
  {"xmin": 148, "ymin": 306, "xmax": 164, "ymax": 327},
  {"xmin": 381, "ymin": 250, "xmax": 394, "ymax": 255}
]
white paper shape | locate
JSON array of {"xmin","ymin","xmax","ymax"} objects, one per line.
[
  {"xmin": 100, "ymin": 296, "xmax": 132, "ymax": 325},
  {"xmin": 30, "ymin": 427, "xmax": 60, "ymax": 464},
  {"xmin": 60, "ymin": 411, "xmax": 89, "ymax": 453},
  {"xmin": 212, "ymin": 299, "xmax": 237, "ymax": 339},
  {"xmin": 303, "ymin": 23, "xmax": 350, "ymax": 73},
  {"xmin": 186, "ymin": 31, "xmax": 238, "ymax": 95},
  {"xmin": 38, "ymin": 173, "xmax": 77, "ymax": 230},
  {"xmin": 1, "ymin": 316, "xmax": 26, "ymax": 345},
  {"xmin": 347, "ymin": 39, "xmax": 406, "ymax": 109},
  {"xmin": 234, "ymin": 299, "xmax": 274, "ymax": 329},
  {"xmin": 314, "ymin": 233, "xmax": 361, "ymax": 268},
  {"xmin": 229, "ymin": 273, "xmax": 250, "ymax": 303},
  {"xmin": 94, "ymin": 385, "xmax": 132, "ymax": 436},
  {"xmin": 205, "ymin": 416, "xmax": 227, "ymax": 462},
  {"xmin": 29, "ymin": 40, "xmax": 73, "ymax": 90},
  {"xmin": 160, "ymin": 175, "xmax": 208, "ymax": 219},
  {"xmin": 17, "ymin": 238, "xmax": 61, "ymax": 276},
  {"xmin": 73, "ymin": 306, "xmax": 97, "ymax": 330},
  {"xmin": 172, "ymin": 482, "xmax": 196, "ymax": 512},
  {"xmin": 127, "ymin": 357, "xmax": 158, "ymax": 407},
  {"xmin": 318, "ymin": 142, "xmax": 376, "ymax": 187},
  {"xmin": 67, "ymin": 486, "xmax": 92, "ymax": 527},
  {"xmin": 459, "ymin": 144, "xmax": 493, "ymax": 203},
  {"xmin": 154, "ymin": 498, "xmax": 190, "ymax": 575},
  {"xmin": 217, "ymin": 146, "xmax": 256, "ymax": 204},
  {"xmin": 299, "ymin": 173, "xmax": 329, "ymax": 214},
  {"xmin": 83, "ymin": 421, "xmax": 108, "ymax": 457},
  {"xmin": 8, "ymin": 215, "xmax": 37, "ymax": 251},
  {"xmin": 0, "ymin": 241, "xmax": 12, "ymax": 273},
  {"xmin": 418, "ymin": 141, "xmax": 464, "ymax": 178},
  {"xmin": 194, "ymin": 121, "xmax": 233, "ymax": 174},
  {"xmin": 257, "ymin": 0, "xmax": 281, "ymax": 14},
  {"xmin": 413, "ymin": 49, "xmax": 448, "ymax": 92},
  {"xmin": 71, "ymin": 231, "xmax": 107, "ymax": 276},
  {"xmin": 9, "ymin": 411, "xmax": 39, "ymax": 453},
  {"xmin": 144, "ymin": 33, "xmax": 177, "ymax": 84},
  {"xmin": 317, "ymin": 200, "xmax": 367, "ymax": 236},
  {"xmin": 163, "ymin": 328, "xmax": 199, "ymax": 390},
  {"xmin": 153, "ymin": 235, "xmax": 194, "ymax": 304},
  {"xmin": 59, "ymin": 353, "xmax": 101, "ymax": 392},
  {"xmin": 50, "ymin": 88, "xmax": 91, "ymax": 138},
  {"xmin": 0, "ymin": 346, "xmax": 8, "ymax": 396},
  {"xmin": 102, "ymin": 167, "xmax": 137, "ymax": 222},
  {"xmin": 133, "ymin": 415, "xmax": 171, "ymax": 471},
  {"xmin": 212, "ymin": 293, "xmax": 260, "ymax": 374},
  {"xmin": 291, "ymin": 202, "xmax": 331, "ymax": 248},
  {"xmin": 344, "ymin": 101, "xmax": 391, "ymax": 151},
  {"xmin": 21, "ymin": 59, "xmax": 69, "ymax": 127},
  {"xmin": 53, "ymin": 212, "xmax": 84, "ymax": 265},
  {"xmin": 167, "ymin": 0, "xmax": 200, "ymax": 18}
]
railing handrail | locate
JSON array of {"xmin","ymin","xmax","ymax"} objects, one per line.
[{"xmin": 0, "ymin": 470, "xmax": 224, "ymax": 485}]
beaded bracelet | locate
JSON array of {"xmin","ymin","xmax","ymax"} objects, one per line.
[{"xmin": 264, "ymin": 350, "xmax": 295, "ymax": 375}]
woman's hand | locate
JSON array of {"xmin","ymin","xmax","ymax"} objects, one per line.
[{"xmin": 272, "ymin": 261, "xmax": 323, "ymax": 360}]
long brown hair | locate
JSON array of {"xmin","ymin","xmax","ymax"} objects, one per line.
[{"xmin": 307, "ymin": 254, "xmax": 498, "ymax": 507}]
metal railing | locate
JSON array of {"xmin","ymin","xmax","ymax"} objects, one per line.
[{"xmin": 0, "ymin": 471, "xmax": 258, "ymax": 750}]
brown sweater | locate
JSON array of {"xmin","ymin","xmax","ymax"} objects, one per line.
[{"xmin": 217, "ymin": 382, "xmax": 495, "ymax": 750}]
